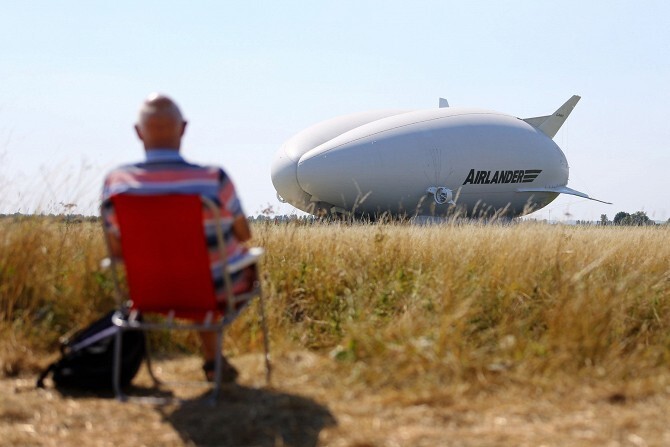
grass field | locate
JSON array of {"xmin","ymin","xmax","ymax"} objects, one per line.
[{"xmin": 1, "ymin": 217, "xmax": 669, "ymax": 446}]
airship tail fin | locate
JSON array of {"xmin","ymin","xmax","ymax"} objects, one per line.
[
  {"xmin": 518, "ymin": 185, "xmax": 612, "ymax": 204},
  {"xmin": 523, "ymin": 95, "xmax": 581, "ymax": 139}
]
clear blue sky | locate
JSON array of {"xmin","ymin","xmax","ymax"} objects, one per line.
[{"xmin": 1, "ymin": 1, "xmax": 668, "ymax": 221}]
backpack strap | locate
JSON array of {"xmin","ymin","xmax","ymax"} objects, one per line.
[{"xmin": 36, "ymin": 362, "xmax": 57, "ymax": 388}]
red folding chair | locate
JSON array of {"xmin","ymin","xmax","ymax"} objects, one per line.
[{"xmin": 103, "ymin": 194, "xmax": 271, "ymax": 403}]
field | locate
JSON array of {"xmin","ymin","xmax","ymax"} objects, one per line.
[{"xmin": 1, "ymin": 217, "xmax": 669, "ymax": 446}]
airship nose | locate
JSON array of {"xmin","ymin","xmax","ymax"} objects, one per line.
[{"xmin": 270, "ymin": 144, "xmax": 312, "ymax": 208}]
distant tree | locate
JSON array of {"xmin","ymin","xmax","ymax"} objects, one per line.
[
  {"xmin": 620, "ymin": 211, "xmax": 655, "ymax": 226},
  {"xmin": 600, "ymin": 214, "xmax": 609, "ymax": 226},
  {"xmin": 613, "ymin": 211, "xmax": 630, "ymax": 225}
]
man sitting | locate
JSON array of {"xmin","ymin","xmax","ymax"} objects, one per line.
[{"xmin": 101, "ymin": 93, "xmax": 251, "ymax": 382}]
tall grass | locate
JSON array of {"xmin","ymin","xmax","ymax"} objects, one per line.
[
  {"xmin": 1, "ymin": 217, "xmax": 669, "ymax": 392},
  {"xmin": 0, "ymin": 216, "xmax": 114, "ymax": 374},
  {"xmin": 249, "ymin": 221, "xmax": 670, "ymax": 392}
]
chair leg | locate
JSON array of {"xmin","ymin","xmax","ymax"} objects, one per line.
[
  {"xmin": 208, "ymin": 328, "xmax": 224, "ymax": 405},
  {"xmin": 143, "ymin": 334, "xmax": 162, "ymax": 387},
  {"xmin": 258, "ymin": 292, "xmax": 272, "ymax": 386},
  {"xmin": 113, "ymin": 328, "xmax": 127, "ymax": 401}
]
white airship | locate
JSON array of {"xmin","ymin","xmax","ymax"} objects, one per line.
[{"xmin": 271, "ymin": 95, "xmax": 609, "ymax": 218}]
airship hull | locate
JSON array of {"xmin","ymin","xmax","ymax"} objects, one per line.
[{"xmin": 272, "ymin": 96, "xmax": 603, "ymax": 218}]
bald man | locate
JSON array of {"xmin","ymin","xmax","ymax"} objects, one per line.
[{"xmin": 101, "ymin": 94, "xmax": 251, "ymax": 382}]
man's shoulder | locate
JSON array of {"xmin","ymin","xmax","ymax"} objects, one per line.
[
  {"xmin": 106, "ymin": 159, "xmax": 221, "ymax": 172},
  {"xmin": 149, "ymin": 158, "xmax": 223, "ymax": 173},
  {"xmin": 103, "ymin": 162, "xmax": 141, "ymax": 180},
  {"xmin": 103, "ymin": 159, "xmax": 232, "ymax": 194},
  {"xmin": 185, "ymin": 162, "xmax": 231, "ymax": 180},
  {"xmin": 189, "ymin": 162, "xmax": 225, "ymax": 173},
  {"xmin": 180, "ymin": 162, "xmax": 230, "ymax": 182}
]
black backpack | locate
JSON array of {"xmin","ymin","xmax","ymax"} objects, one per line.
[{"xmin": 37, "ymin": 310, "xmax": 146, "ymax": 391}]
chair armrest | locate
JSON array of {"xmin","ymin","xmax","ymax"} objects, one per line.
[
  {"xmin": 227, "ymin": 247, "xmax": 264, "ymax": 274},
  {"xmin": 100, "ymin": 257, "xmax": 124, "ymax": 269}
]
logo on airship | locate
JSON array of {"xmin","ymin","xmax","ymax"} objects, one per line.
[{"xmin": 462, "ymin": 169, "xmax": 542, "ymax": 185}]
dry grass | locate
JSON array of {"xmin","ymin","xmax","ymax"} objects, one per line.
[
  {"xmin": 253, "ymin": 221, "xmax": 670, "ymax": 392},
  {"xmin": 1, "ymin": 217, "xmax": 669, "ymax": 446},
  {"xmin": 0, "ymin": 217, "xmax": 113, "ymax": 373}
]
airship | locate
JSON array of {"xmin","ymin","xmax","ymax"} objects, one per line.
[{"xmin": 271, "ymin": 95, "xmax": 609, "ymax": 219}]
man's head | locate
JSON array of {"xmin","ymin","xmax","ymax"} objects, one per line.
[{"xmin": 135, "ymin": 93, "xmax": 187, "ymax": 150}]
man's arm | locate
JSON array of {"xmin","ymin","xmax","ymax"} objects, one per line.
[
  {"xmin": 101, "ymin": 198, "xmax": 123, "ymax": 259},
  {"xmin": 232, "ymin": 214, "xmax": 251, "ymax": 242},
  {"xmin": 105, "ymin": 230, "xmax": 123, "ymax": 258},
  {"xmin": 217, "ymin": 168, "xmax": 251, "ymax": 243}
]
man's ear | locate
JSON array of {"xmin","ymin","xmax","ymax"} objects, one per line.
[
  {"xmin": 181, "ymin": 121, "xmax": 188, "ymax": 137},
  {"xmin": 134, "ymin": 124, "xmax": 144, "ymax": 141}
]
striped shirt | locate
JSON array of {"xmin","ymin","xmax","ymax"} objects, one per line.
[{"xmin": 101, "ymin": 149, "xmax": 249, "ymax": 302}]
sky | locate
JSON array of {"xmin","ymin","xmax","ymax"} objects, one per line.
[{"xmin": 1, "ymin": 1, "xmax": 668, "ymax": 221}]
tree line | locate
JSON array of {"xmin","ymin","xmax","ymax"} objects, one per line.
[{"xmin": 598, "ymin": 211, "xmax": 668, "ymax": 226}]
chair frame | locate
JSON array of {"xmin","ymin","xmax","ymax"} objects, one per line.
[{"xmin": 103, "ymin": 194, "xmax": 271, "ymax": 403}]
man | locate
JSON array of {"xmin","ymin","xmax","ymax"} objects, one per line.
[{"xmin": 102, "ymin": 93, "xmax": 250, "ymax": 382}]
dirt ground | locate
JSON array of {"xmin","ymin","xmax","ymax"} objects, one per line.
[{"xmin": 2, "ymin": 351, "xmax": 669, "ymax": 447}]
